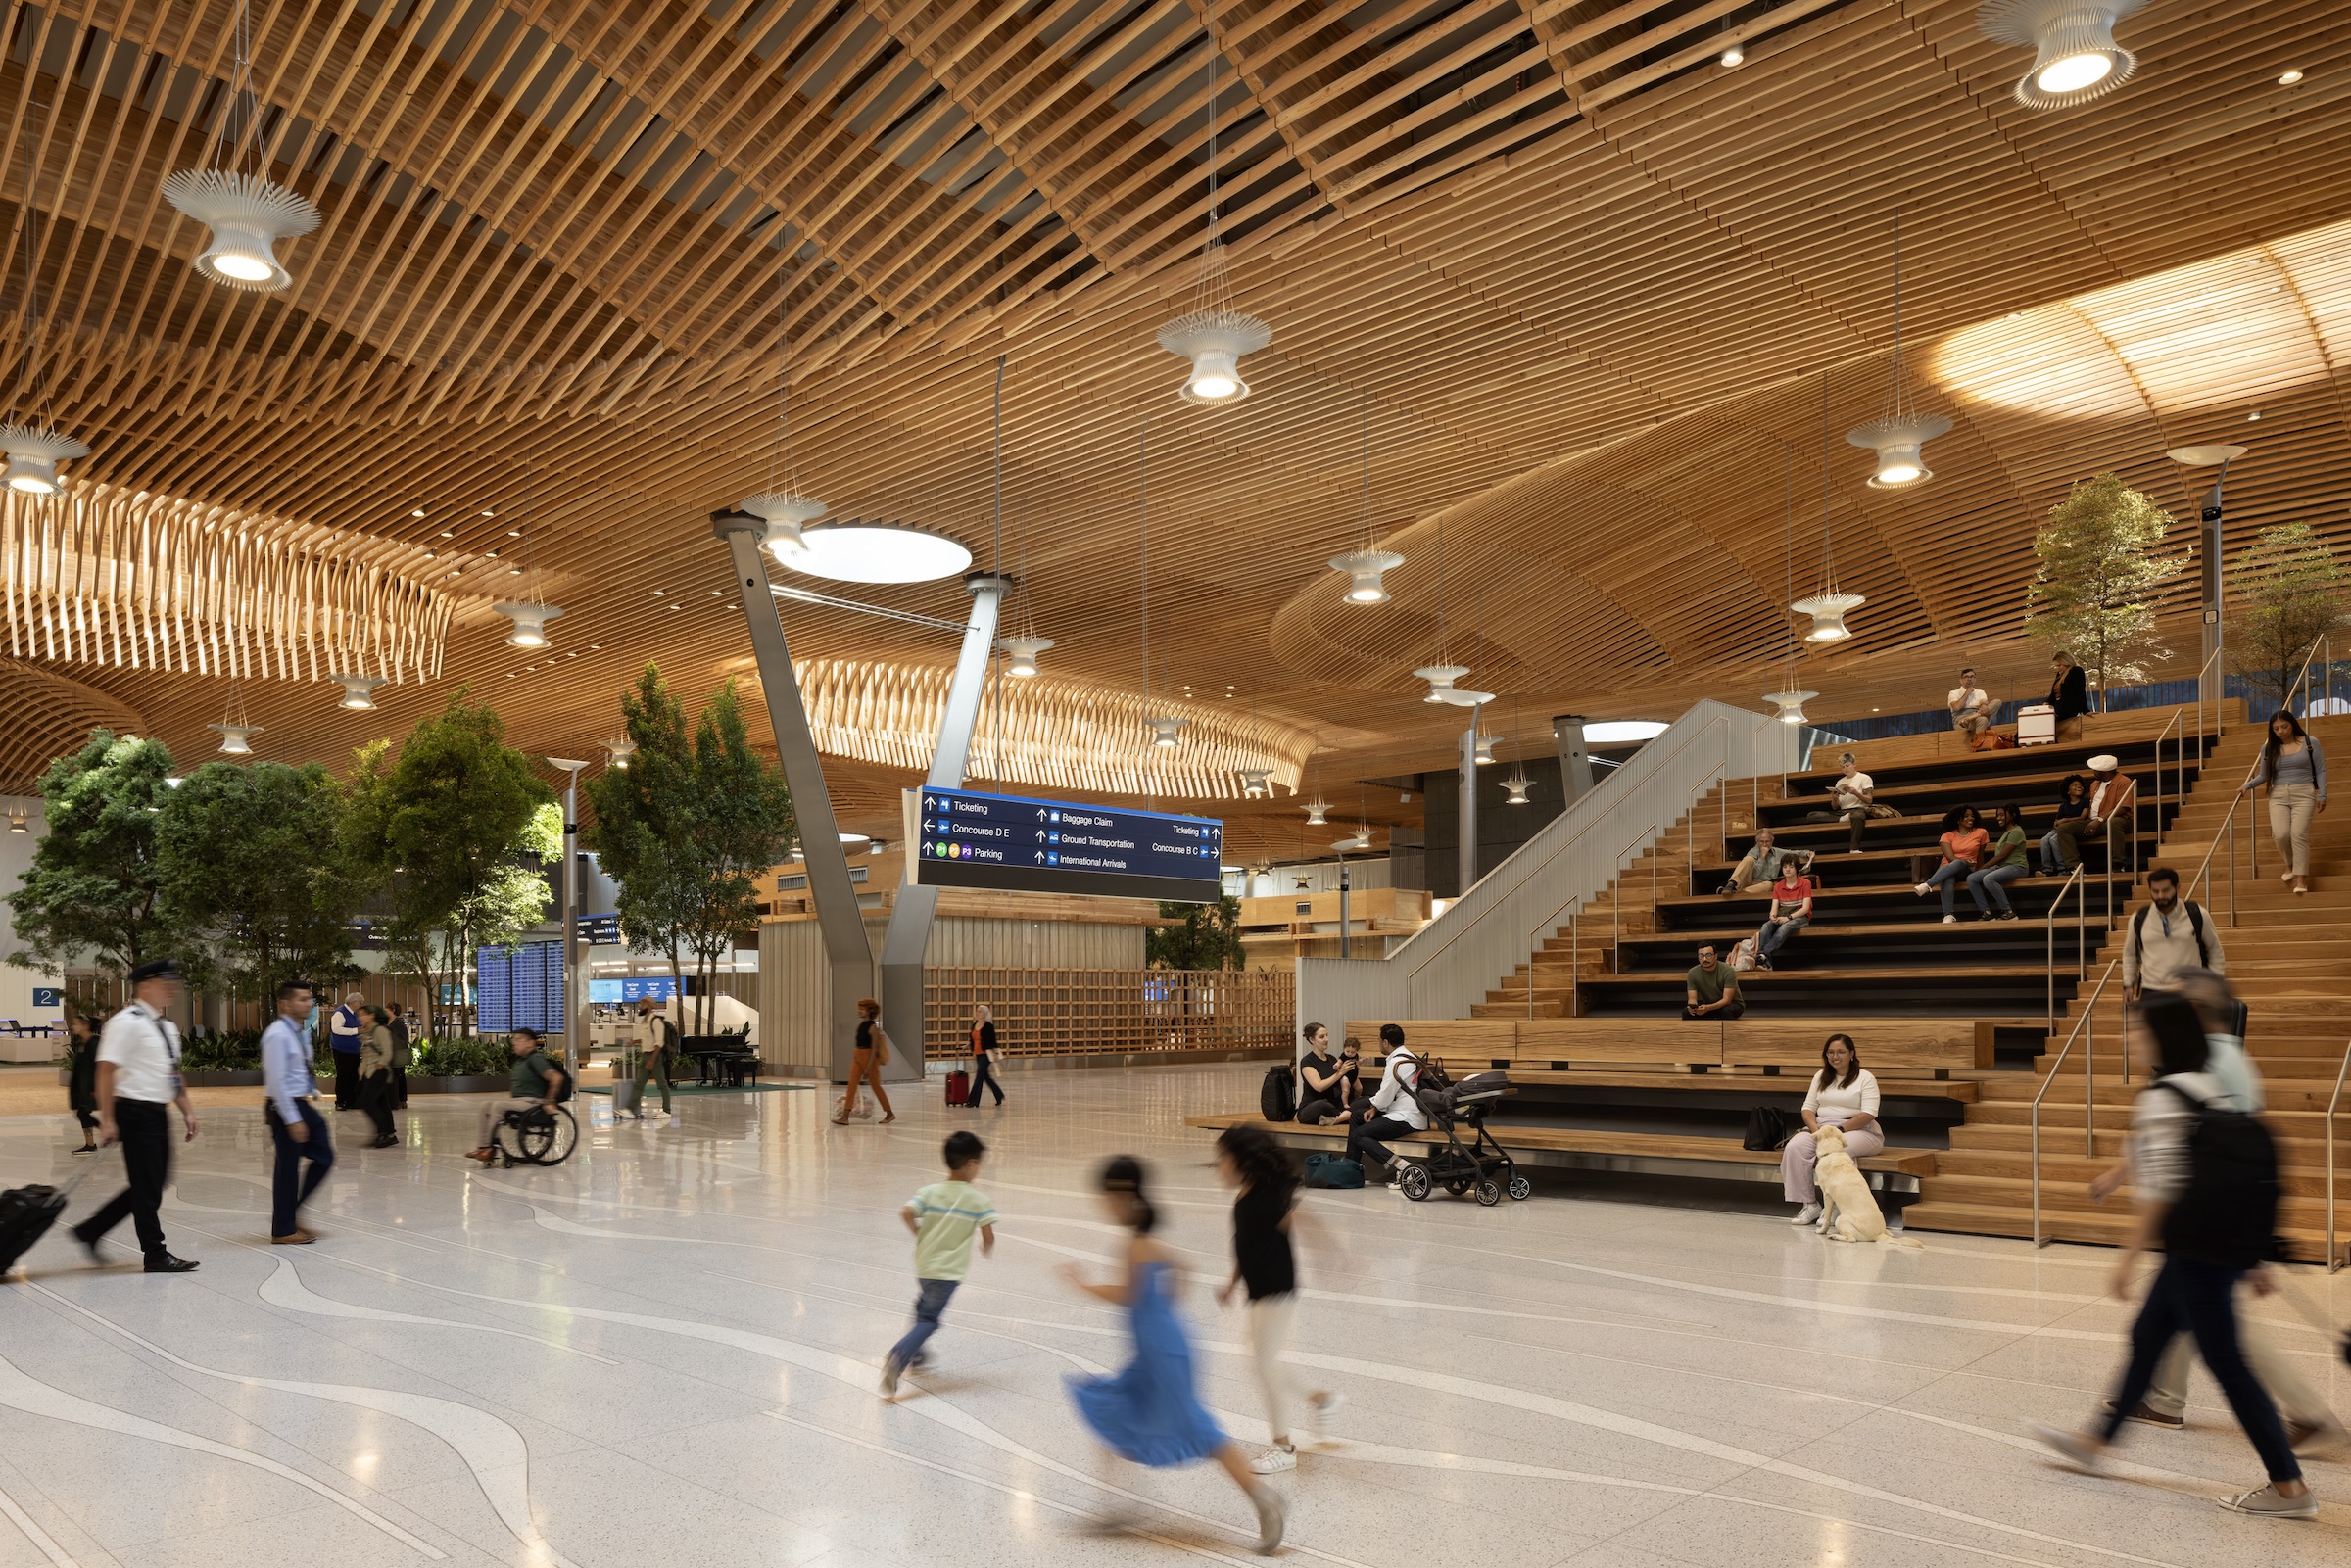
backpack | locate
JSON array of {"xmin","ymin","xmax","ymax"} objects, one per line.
[
  {"xmin": 1727, "ymin": 938, "xmax": 1757, "ymax": 973},
  {"xmin": 1260, "ymin": 1063, "xmax": 1297, "ymax": 1122},
  {"xmin": 2158, "ymin": 1081, "xmax": 2279, "ymax": 1269},
  {"xmin": 2130, "ymin": 901, "xmax": 2209, "ymax": 970},
  {"xmin": 1742, "ymin": 1105, "xmax": 1789, "ymax": 1152},
  {"xmin": 1303, "ymin": 1152, "xmax": 1365, "ymax": 1189}
]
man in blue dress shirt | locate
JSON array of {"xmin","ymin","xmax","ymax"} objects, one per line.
[{"xmin": 264, "ymin": 980, "xmax": 335, "ymax": 1244}]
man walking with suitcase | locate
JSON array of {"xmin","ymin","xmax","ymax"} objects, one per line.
[{"xmin": 71, "ymin": 958, "xmax": 201, "ymax": 1273}]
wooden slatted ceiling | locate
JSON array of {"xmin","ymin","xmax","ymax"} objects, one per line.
[{"xmin": 0, "ymin": 0, "xmax": 2342, "ymax": 866}]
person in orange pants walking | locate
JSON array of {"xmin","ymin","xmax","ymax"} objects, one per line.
[{"xmin": 835, "ymin": 996, "xmax": 896, "ymax": 1124}]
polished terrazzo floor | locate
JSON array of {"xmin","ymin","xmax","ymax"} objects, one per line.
[{"xmin": 0, "ymin": 1063, "xmax": 2345, "ymax": 1568}]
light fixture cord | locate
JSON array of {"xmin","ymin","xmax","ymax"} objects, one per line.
[
  {"xmin": 766, "ymin": 242, "xmax": 795, "ymax": 496},
  {"xmin": 1358, "ymin": 390, "xmax": 1372, "ymax": 551},
  {"xmin": 1819, "ymin": 368, "xmax": 1836, "ymax": 594},
  {"xmin": 991, "ymin": 354, "xmax": 1005, "ymax": 788},
  {"xmin": 13, "ymin": 73, "xmax": 45, "ymax": 425},
  {"xmin": 1195, "ymin": 0, "xmax": 1230, "ymax": 317},
  {"xmin": 1138, "ymin": 413, "xmax": 1153, "ymax": 812},
  {"xmin": 1781, "ymin": 441, "xmax": 1797, "ymax": 686},
  {"xmin": 1889, "ymin": 208, "xmax": 1905, "ymax": 418}
]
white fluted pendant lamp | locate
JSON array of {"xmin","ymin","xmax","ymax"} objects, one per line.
[
  {"xmin": 0, "ymin": 425, "xmax": 89, "ymax": 494},
  {"xmin": 1158, "ymin": 309, "xmax": 1271, "ymax": 405},
  {"xmin": 1763, "ymin": 689, "xmax": 1818, "ymax": 726},
  {"xmin": 1791, "ymin": 591, "xmax": 1865, "ymax": 642},
  {"xmin": 1978, "ymin": 0, "xmax": 2143, "ymax": 110},
  {"xmin": 330, "ymin": 673, "xmax": 386, "ymax": 710},
  {"xmin": 1846, "ymin": 412, "xmax": 1953, "ymax": 489},
  {"xmin": 1303, "ymin": 797, "xmax": 1329, "ymax": 826},
  {"xmin": 494, "ymin": 601, "xmax": 562, "ymax": 647},
  {"xmin": 161, "ymin": 169, "xmax": 319, "ymax": 292},
  {"xmin": 742, "ymin": 491, "xmax": 827, "ymax": 556},
  {"xmin": 1000, "ymin": 636, "xmax": 1054, "ymax": 679},
  {"xmin": 1329, "ymin": 547, "xmax": 1403, "ymax": 604},
  {"xmin": 1147, "ymin": 717, "xmax": 1188, "ymax": 750},
  {"xmin": 1501, "ymin": 766, "xmax": 1532, "ymax": 804},
  {"xmin": 1239, "ymin": 767, "xmax": 1273, "ymax": 799},
  {"xmin": 208, "ymin": 723, "xmax": 263, "ymax": 755}
]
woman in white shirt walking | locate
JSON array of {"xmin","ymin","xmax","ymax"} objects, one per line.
[{"xmin": 1782, "ymin": 1033, "xmax": 1881, "ymax": 1225}]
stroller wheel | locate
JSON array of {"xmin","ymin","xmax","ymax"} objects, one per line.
[
  {"xmin": 1508, "ymin": 1174, "xmax": 1532, "ymax": 1202},
  {"xmin": 1398, "ymin": 1164, "xmax": 1432, "ymax": 1202},
  {"xmin": 1444, "ymin": 1178, "xmax": 1471, "ymax": 1197},
  {"xmin": 1475, "ymin": 1178, "xmax": 1504, "ymax": 1207}
]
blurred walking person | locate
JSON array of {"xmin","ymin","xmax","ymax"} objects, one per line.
[
  {"xmin": 360, "ymin": 1005, "xmax": 400, "ymax": 1147},
  {"xmin": 70, "ymin": 959, "xmax": 200, "ymax": 1272},
  {"xmin": 968, "ymin": 1003, "xmax": 1005, "ymax": 1107},
  {"xmin": 263, "ymin": 981, "xmax": 334, "ymax": 1243},
  {"xmin": 65, "ymin": 1004, "xmax": 100, "ymax": 1153}
]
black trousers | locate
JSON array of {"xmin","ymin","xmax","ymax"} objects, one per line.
[
  {"xmin": 1347, "ymin": 1115, "xmax": 1418, "ymax": 1170},
  {"xmin": 969, "ymin": 1054, "xmax": 1004, "ymax": 1105},
  {"xmin": 393, "ymin": 1066, "xmax": 408, "ymax": 1109},
  {"xmin": 265, "ymin": 1099, "xmax": 335, "ymax": 1236},
  {"xmin": 2096, "ymin": 1257, "xmax": 2299, "ymax": 1483},
  {"xmin": 1682, "ymin": 1001, "xmax": 1745, "ymax": 1020},
  {"xmin": 333, "ymin": 1050, "xmax": 360, "ymax": 1109},
  {"xmin": 361, "ymin": 1069, "xmax": 397, "ymax": 1138},
  {"xmin": 74, "ymin": 1097, "xmax": 171, "ymax": 1258}
]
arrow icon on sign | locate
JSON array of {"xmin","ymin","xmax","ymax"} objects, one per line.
[{"xmin": 1033, "ymin": 851, "xmax": 1044, "ymax": 863}]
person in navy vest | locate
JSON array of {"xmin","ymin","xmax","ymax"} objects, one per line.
[{"xmin": 328, "ymin": 988, "xmax": 364, "ymax": 1110}]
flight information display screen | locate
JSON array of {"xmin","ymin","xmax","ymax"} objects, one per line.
[
  {"xmin": 906, "ymin": 786, "xmax": 1223, "ymax": 903},
  {"xmin": 476, "ymin": 941, "xmax": 565, "ymax": 1034}
]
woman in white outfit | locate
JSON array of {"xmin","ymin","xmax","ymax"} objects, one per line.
[
  {"xmin": 2242, "ymin": 709, "xmax": 2326, "ymax": 896},
  {"xmin": 1782, "ymin": 1034, "xmax": 1882, "ymax": 1226},
  {"xmin": 1214, "ymin": 1124, "xmax": 1341, "ymax": 1474}
]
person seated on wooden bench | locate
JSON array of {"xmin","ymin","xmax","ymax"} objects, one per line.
[
  {"xmin": 1345, "ymin": 1024, "xmax": 1427, "ymax": 1182},
  {"xmin": 2044, "ymin": 755, "xmax": 2133, "ymax": 875},
  {"xmin": 1716, "ymin": 828, "xmax": 1814, "ymax": 898},
  {"xmin": 1783, "ymin": 1033, "xmax": 1883, "ymax": 1228},
  {"xmin": 1800, "ymin": 754, "xmax": 1874, "ymax": 855},
  {"xmin": 1295, "ymin": 1024, "xmax": 1363, "ymax": 1125},
  {"xmin": 1751, "ymin": 866, "xmax": 1814, "ymax": 971},
  {"xmin": 1683, "ymin": 944, "xmax": 1745, "ymax": 1020}
]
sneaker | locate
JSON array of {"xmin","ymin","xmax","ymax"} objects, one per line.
[
  {"xmin": 1941, "ymin": 914, "xmax": 1957, "ymax": 925},
  {"xmin": 1754, "ymin": 954, "xmax": 1773, "ymax": 970},
  {"xmin": 1997, "ymin": 910, "xmax": 2019, "ymax": 921},
  {"xmin": 2216, "ymin": 1484, "xmax": 2317, "ymax": 1518},
  {"xmin": 1250, "ymin": 1488, "xmax": 1286, "ymax": 1555},
  {"xmin": 1718, "ymin": 881, "xmax": 1739, "ymax": 896},
  {"xmin": 1250, "ymin": 1444, "xmax": 1297, "ymax": 1474},
  {"xmin": 1790, "ymin": 1202, "xmax": 1822, "ymax": 1226},
  {"xmin": 879, "ymin": 1358, "xmax": 902, "ymax": 1399},
  {"xmin": 1913, "ymin": 881, "xmax": 1932, "ymax": 896},
  {"xmin": 1305, "ymin": 1391, "xmax": 1343, "ymax": 1443},
  {"xmin": 2100, "ymin": 1399, "xmax": 2183, "ymax": 1430},
  {"xmin": 2287, "ymin": 1417, "xmax": 2348, "ymax": 1457},
  {"xmin": 2028, "ymin": 1423, "xmax": 2103, "ymax": 1472}
]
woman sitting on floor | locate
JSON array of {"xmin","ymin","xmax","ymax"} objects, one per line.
[{"xmin": 1782, "ymin": 1033, "xmax": 1882, "ymax": 1228}]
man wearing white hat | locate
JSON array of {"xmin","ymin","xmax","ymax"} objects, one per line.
[{"xmin": 2046, "ymin": 755, "xmax": 2135, "ymax": 875}]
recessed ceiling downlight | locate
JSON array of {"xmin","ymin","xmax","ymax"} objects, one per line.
[{"xmin": 778, "ymin": 522, "xmax": 973, "ymax": 584}]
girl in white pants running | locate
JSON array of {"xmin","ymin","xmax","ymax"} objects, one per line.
[{"xmin": 1215, "ymin": 1125, "xmax": 1342, "ymax": 1473}]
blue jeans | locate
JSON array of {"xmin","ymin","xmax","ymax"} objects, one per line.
[
  {"xmin": 888, "ymin": 1278, "xmax": 959, "ymax": 1370},
  {"xmin": 266, "ymin": 1100, "xmax": 334, "ymax": 1237},
  {"xmin": 1925, "ymin": 858, "xmax": 1971, "ymax": 916},
  {"xmin": 1755, "ymin": 914, "xmax": 1807, "ymax": 961},
  {"xmin": 2097, "ymin": 1257, "xmax": 2299, "ymax": 1484},
  {"xmin": 1968, "ymin": 863, "xmax": 2025, "ymax": 914}
]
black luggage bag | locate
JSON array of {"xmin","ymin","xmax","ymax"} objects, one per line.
[{"xmin": 0, "ymin": 1163, "xmax": 95, "ymax": 1276}]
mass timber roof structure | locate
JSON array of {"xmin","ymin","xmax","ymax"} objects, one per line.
[{"xmin": 2, "ymin": 0, "xmax": 2347, "ymax": 855}]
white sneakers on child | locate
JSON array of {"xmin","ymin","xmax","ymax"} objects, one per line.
[
  {"xmin": 1251, "ymin": 1489, "xmax": 1286, "ymax": 1554},
  {"xmin": 1249, "ymin": 1444, "xmax": 1296, "ymax": 1474},
  {"xmin": 1306, "ymin": 1390, "xmax": 1343, "ymax": 1443}
]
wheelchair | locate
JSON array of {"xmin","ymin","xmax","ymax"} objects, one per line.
[{"xmin": 491, "ymin": 1102, "xmax": 578, "ymax": 1167}]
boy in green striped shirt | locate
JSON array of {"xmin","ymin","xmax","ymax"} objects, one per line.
[{"xmin": 881, "ymin": 1130, "xmax": 995, "ymax": 1398}]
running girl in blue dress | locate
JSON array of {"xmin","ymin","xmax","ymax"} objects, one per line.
[{"xmin": 1058, "ymin": 1155, "xmax": 1285, "ymax": 1555}]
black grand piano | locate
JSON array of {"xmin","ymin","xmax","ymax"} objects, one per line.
[{"xmin": 678, "ymin": 1033, "xmax": 762, "ymax": 1087}]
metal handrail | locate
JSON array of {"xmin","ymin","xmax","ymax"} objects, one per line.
[
  {"xmin": 1610, "ymin": 819, "xmax": 1661, "ymax": 974},
  {"xmin": 2183, "ymin": 785, "xmax": 2247, "ymax": 928},
  {"xmin": 2327, "ymin": 1030, "xmax": 2351, "ymax": 1273},
  {"xmin": 2032, "ymin": 958, "xmax": 2122, "ymax": 1247},
  {"xmin": 2044, "ymin": 865, "xmax": 2087, "ymax": 1035}
]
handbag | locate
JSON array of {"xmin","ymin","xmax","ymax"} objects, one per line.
[{"xmin": 872, "ymin": 1026, "xmax": 891, "ymax": 1067}]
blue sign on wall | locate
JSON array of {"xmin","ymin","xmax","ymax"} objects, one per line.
[
  {"xmin": 32, "ymin": 987, "xmax": 62, "ymax": 1008},
  {"xmin": 576, "ymin": 913, "xmax": 622, "ymax": 946},
  {"xmin": 909, "ymin": 786, "xmax": 1223, "ymax": 903}
]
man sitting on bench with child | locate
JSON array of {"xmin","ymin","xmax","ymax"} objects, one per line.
[{"xmin": 1345, "ymin": 1024, "xmax": 1428, "ymax": 1183}]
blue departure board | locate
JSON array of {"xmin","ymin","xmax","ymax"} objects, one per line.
[
  {"xmin": 476, "ymin": 942, "xmax": 566, "ymax": 1034},
  {"xmin": 906, "ymin": 786, "xmax": 1223, "ymax": 902}
]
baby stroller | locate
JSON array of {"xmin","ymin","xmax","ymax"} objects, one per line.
[{"xmin": 1394, "ymin": 1055, "xmax": 1531, "ymax": 1206}]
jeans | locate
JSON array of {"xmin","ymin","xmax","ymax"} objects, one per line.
[
  {"xmin": 2096, "ymin": 1256, "xmax": 2300, "ymax": 1483},
  {"xmin": 1781, "ymin": 1122, "xmax": 1884, "ymax": 1202},
  {"xmin": 2266, "ymin": 782, "xmax": 2317, "ymax": 877},
  {"xmin": 888, "ymin": 1277, "xmax": 959, "ymax": 1370},
  {"xmin": 1925, "ymin": 857, "xmax": 1972, "ymax": 916},
  {"xmin": 266, "ymin": 1099, "xmax": 335, "ymax": 1235},
  {"xmin": 1347, "ymin": 1115, "xmax": 1418, "ymax": 1170},
  {"xmin": 1682, "ymin": 1001, "xmax": 1745, "ymax": 1020},
  {"xmin": 1755, "ymin": 914, "xmax": 1807, "ymax": 962},
  {"xmin": 2147, "ymin": 1306, "xmax": 2333, "ymax": 1428},
  {"xmin": 969, "ymin": 1053, "xmax": 1004, "ymax": 1105},
  {"xmin": 74, "ymin": 1097, "xmax": 172, "ymax": 1258},
  {"xmin": 1968, "ymin": 863, "xmax": 2025, "ymax": 914}
]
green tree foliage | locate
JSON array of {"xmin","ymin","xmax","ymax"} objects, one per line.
[
  {"xmin": 157, "ymin": 760, "xmax": 359, "ymax": 1003},
  {"xmin": 2023, "ymin": 473, "xmax": 2185, "ymax": 709},
  {"xmin": 585, "ymin": 667, "xmax": 793, "ymax": 1032},
  {"xmin": 2229, "ymin": 520, "xmax": 2346, "ymax": 714},
  {"xmin": 340, "ymin": 691, "xmax": 556, "ymax": 1034},
  {"xmin": 1146, "ymin": 894, "xmax": 1246, "ymax": 971},
  {"xmin": 6, "ymin": 730, "xmax": 179, "ymax": 980}
]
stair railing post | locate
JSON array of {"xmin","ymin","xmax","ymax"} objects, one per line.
[
  {"xmin": 2085, "ymin": 1001, "xmax": 2095, "ymax": 1158},
  {"xmin": 1570, "ymin": 914, "xmax": 1579, "ymax": 1019}
]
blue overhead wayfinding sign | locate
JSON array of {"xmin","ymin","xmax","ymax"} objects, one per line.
[{"xmin": 905, "ymin": 786, "xmax": 1223, "ymax": 903}]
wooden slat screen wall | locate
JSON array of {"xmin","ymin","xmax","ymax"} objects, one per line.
[{"xmin": 925, "ymin": 967, "xmax": 1293, "ymax": 1059}]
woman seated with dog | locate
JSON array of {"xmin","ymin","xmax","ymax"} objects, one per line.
[
  {"xmin": 1295, "ymin": 1024, "xmax": 1362, "ymax": 1125},
  {"xmin": 1782, "ymin": 1033, "xmax": 1881, "ymax": 1227}
]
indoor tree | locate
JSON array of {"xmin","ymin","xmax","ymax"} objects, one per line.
[
  {"xmin": 340, "ymin": 691, "xmax": 557, "ymax": 1035},
  {"xmin": 584, "ymin": 664, "xmax": 698, "ymax": 1023},
  {"xmin": 2022, "ymin": 473, "xmax": 2185, "ymax": 709},
  {"xmin": 2229, "ymin": 520, "xmax": 2345, "ymax": 714},
  {"xmin": 1146, "ymin": 895, "xmax": 1246, "ymax": 971},
  {"xmin": 6, "ymin": 730, "xmax": 180, "ymax": 986},
  {"xmin": 674, "ymin": 681, "xmax": 794, "ymax": 1032},
  {"xmin": 157, "ymin": 759, "xmax": 359, "ymax": 1007}
]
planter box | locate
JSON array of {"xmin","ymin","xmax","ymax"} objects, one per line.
[
  {"xmin": 407, "ymin": 1074, "xmax": 511, "ymax": 1094},
  {"xmin": 181, "ymin": 1069, "xmax": 264, "ymax": 1086}
]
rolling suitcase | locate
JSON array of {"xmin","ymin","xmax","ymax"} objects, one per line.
[
  {"xmin": 945, "ymin": 1069, "xmax": 971, "ymax": 1108},
  {"xmin": 0, "ymin": 1163, "xmax": 96, "ymax": 1277}
]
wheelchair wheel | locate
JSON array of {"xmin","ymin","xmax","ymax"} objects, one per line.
[
  {"xmin": 1397, "ymin": 1164, "xmax": 1432, "ymax": 1202},
  {"xmin": 499, "ymin": 1106, "xmax": 577, "ymax": 1166},
  {"xmin": 1508, "ymin": 1174, "xmax": 1532, "ymax": 1201},
  {"xmin": 1475, "ymin": 1178, "xmax": 1503, "ymax": 1207}
]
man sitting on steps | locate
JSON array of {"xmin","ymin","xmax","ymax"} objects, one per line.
[
  {"xmin": 1682, "ymin": 944, "xmax": 1745, "ymax": 1021},
  {"xmin": 1717, "ymin": 827, "xmax": 1814, "ymax": 897},
  {"xmin": 2045, "ymin": 754, "xmax": 2134, "ymax": 874}
]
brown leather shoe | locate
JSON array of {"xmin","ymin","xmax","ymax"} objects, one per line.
[
  {"xmin": 270, "ymin": 1230, "xmax": 315, "ymax": 1245},
  {"xmin": 2100, "ymin": 1399, "xmax": 2183, "ymax": 1430}
]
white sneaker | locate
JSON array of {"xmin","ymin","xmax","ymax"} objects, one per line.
[
  {"xmin": 1913, "ymin": 881, "xmax": 1932, "ymax": 895},
  {"xmin": 1305, "ymin": 1391, "xmax": 1343, "ymax": 1443},
  {"xmin": 1251, "ymin": 1489, "xmax": 1286, "ymax": 1555},
  {"xmin": 878, "ymin": 1359, "xmax": 901, "ymax": 1399},
  {"xmin": 2028, "ymin": 1422, "xmax": 2103, "ymax": 1472},
  {"xmin": 1941, "ymin": 915, "xmax": 1957, "ymax": 925},
  {"xmin": 1250, "ymin": 1444, "xmax": 1297, "ymax": 1474},
  {"xmin": 2216, "ymin": 1483, "xmax": 2317, "ymax": 1518},
  {"xmin": 1791, "ymin": 1202, "xmax": 1822, "ymax": 1225}
]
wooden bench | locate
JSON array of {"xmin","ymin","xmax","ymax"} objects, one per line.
[
  {"xmin": 1185, "ymin": 1114, "xmax": 1938, "ymax": 1194},
  {"xmin": 1344, "ymin": 1018, "xmax": 1995, "ymax": 1074}
]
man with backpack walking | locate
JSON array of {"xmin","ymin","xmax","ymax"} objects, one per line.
[
  {"xmin": 2030, "ymin": 985, "xmax": 2311, "ymax": 1517},
  {"xmin": 2123, "ymin": 867, "xmax": 2224, "ymax": 1009}
]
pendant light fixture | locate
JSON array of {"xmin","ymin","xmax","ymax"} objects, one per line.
[
  {"xmin": 208, "ymin": 677, "xmax": 261, "ymax": 754},
  {"xmin": 1156, "ymin": 1, "xmax": 1271, "ymax": 405},
  {"xmin": 1499, "ymin": 699, "xmax": 1532, "ymax": 803},
  {"xmin": 1977, "ymin": 0, "xmax": 2143, "ymax": 110},
  {"xmin": 1148, "ymin": 717, "xmax": 1188, "ymax": 750},
  {"xmin": 743, "ymin": 249, "xmax": 826, "ymax": 556},
  {"xmin": 3, "ymin": 79, "xmax": 87, "ymax": 495},
  {"xmin": 7, "ymin": 810, "xmax": 25, "ymax": 833},
  {"xmin": 1414, "ymin": 512, "xmax": 1491, "ymax": 706},
  {"xmin": 1240, "ymin": 768, "xmax": 1273, "ymax": 799},
  {"xmin": 1329, "ymin": 393, "xmax": 1403, "ymax": 602},
  {"xmin": 493, "ymin": 469, "xmax": 561, "ymax": 648},
  {"xmin": 605, "ymin": 736, "xmax": 637, "ymax": 770},
  {"xmin": 1845, "ymin": 211, "xmax": 1951, "ymax": 490},
  {"xmin": 1302, "ymin": 739, "xmax": 1329, "ymax": 824},
  {"xmin": 1762, "ymin": 445, "xmax": 1818, "ymax": 725},
  {"xmin": 1000, "ymin": 636, "xmax": 1053, "ymax": 679},
  {"xmin": 1793, "ymin": 371, "xmax": 1863, "ymax": 643},
  {"xmin": 330, "ymin": 672, "xmax": 386, "ymax": 710},
  {"xmin": 161, "ymin": 0, "xmax": 319, "ymax": 290}
]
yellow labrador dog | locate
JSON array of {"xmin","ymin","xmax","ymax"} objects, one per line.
[{"xmin": 1811, "ymin": 1124, "xmax": 1923, "ymax": 1249}]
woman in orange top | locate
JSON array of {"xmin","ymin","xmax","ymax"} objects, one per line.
[{"xmin": 1915, "ymin": 806, "xmax": 1990, "ymax": 925}]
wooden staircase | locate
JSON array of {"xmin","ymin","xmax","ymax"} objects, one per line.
[{"xmin": 1906, "ymin": 714, "xmax": 2351, "ymax": 1258}]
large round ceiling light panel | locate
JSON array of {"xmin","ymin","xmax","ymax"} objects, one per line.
[
  {"xmin": 780, "ymin": 523, "xmax": 973, "ymax": 584},
  {"xmin": 1977, "ymin": 0, "xmax": 2143, "ymax": 111}
]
